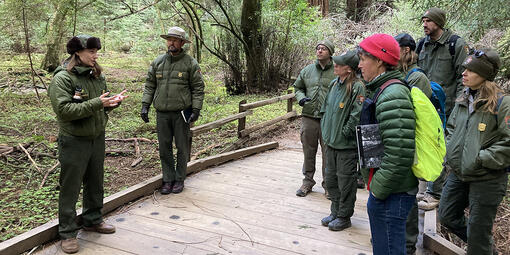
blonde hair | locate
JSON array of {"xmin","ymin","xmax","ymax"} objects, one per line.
[
  {"xmin": 473, "ymin": 81, "xmax": 505, "ymax": 114},
  {"xmin": 398, "ymin": 48, "xmax": 418, "ymax": 73},
  {"xmin": 342, "ymin": 67, "xmax": 363, "ymax": 96},
  {"xmin": 65, "ymin": 53, "xmax": 102, "ymax": 78}
]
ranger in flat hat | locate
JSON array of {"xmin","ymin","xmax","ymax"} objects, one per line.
[
  {"xmin": 141, "ymin": 26, "xmax": 204, "ymax": 195},
  {"xmin": 293, "ymin": 39, "xmax": 336, "ymax": 198}
]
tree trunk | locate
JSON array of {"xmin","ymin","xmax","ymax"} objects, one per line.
[
  {"xmin": 308, "ymin": 0, "xmax": 329, "ymax": 17},
  {"xmin": 346, "ymin": 0, "xmax": 371, "ymax": 22},
  {"xmin": 41, "ymin": 1, "xmax": 73, "ymax": 72},
  {"xmin": 241, "ymin": 0, "xmax": 264, "ymax": 93}
]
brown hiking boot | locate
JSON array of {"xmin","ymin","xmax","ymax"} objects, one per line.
[
  {"xmin": 83, "ymin": 222, "xmax": 116, "ymax": 234},
  {"xmin": 418, "ymin": 194, "xmax": 439, "ymax": 211},
  {"xmin": 296, "ymin": 184, "xmax": 312, "ymax": 197},
  {"xmin": 61, "ymin": 238, "xmax": 79, "ymax": 254}
]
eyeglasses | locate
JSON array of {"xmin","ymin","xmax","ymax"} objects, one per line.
[{"xmin": 316, "ymin": 46, "xmax": 329, "ymax": 52}]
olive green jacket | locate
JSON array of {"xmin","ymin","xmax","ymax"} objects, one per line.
[
  {"xmin": 417, "ymin": 29, "xmax": 468, "ymax": 116},
  {"xmin": 48, "ymin": 65, "xmax": 109, "ymax": 138},
  {"xmin": 361, "ymin": 71, "xmax": 418, "ymax": 200},
  {"xmin": 445, "ymin": 89, "xmax": 510, "ymax": 182},
  {"xmin": 404, "ymin": 63, "xmax": 432, "ymax": 99},
  {"xmin": 142, "ymin": 51, "xmax": 204, "ymax": 112},
  {"xmin": 294, "ymin": 59, "xmax": 336, "ymax": 118},
  {"xmin": 320, "ymin": 78, "xmax": 365, "ymax": 150}
]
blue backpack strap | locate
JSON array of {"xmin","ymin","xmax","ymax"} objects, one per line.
[
  {"xmin": 405, "ymin": 68, "xmax": 425, "ymax": 81},
  {"xmin": 416, "ymin": 38, "xmax": 425, "ymax": 55}
]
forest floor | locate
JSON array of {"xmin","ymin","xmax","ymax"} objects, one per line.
[{"xmin": 0, "ymin": 52, "xmax": 509, "ymax": 254}]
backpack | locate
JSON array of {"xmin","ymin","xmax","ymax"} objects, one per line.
[
  {"xmin": 405, "ymin": 68, "xmax": 447, "ymax": 128},
  {"xmin": 359, "ymin": 79, "xmax": 446, "ymax": 181},
  {"xmin": 416, "ymin": 34, "xmax": 460, "ymax": 57}
]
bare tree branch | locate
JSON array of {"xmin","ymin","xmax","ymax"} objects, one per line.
[{"xmin": 108, "ymin": 0, "xmax": 160, "ymax": 22}]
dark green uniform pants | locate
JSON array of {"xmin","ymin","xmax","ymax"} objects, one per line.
[
  {"xmin": 300, "ymin": 116, "xmax": 326, "ymax": 188},
  {"xmin": 156, "ymin": 111, "xmax": 190, "ymax": 183},
  {"xmin": 58, "ymin": 133, "xmax": 105, "ymax": 239},
  {"xmin": 439, "ymin": 172, "xmax": 508, "ymax": 255},
  {"xmin": 325, "ymin": 147, "xmax": 357, "ymax": 218}
]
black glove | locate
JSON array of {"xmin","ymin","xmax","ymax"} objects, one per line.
[
  {"xmin": 189, "ymin": 109, "xmax": 200, "ymax": 123},
  {"xmin": 298, "ymin": 97, "xmax": 311, "ymax": 106},
  {"xmin": 141, "ymin": 104, "xmax": 150, "ymax": 123}
]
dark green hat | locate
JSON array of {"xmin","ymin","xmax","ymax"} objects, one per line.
[
  {"xmin": 422, "ymin": 7, "xmax": 446, "ymax": 28},
  {"xmin": 317, "ymin": 39, "xmax": 335, "ymax": 55},
  {"xmin": 462, "ymin": 49, "xmax": 501, "ymax": 81},
  {"xmin": 332, "ymin": 50, "xmax": 359, "ymax": 71},
  {"xmin": 66, "ymin": 35, "xmax": 101, "ymax": 55}
]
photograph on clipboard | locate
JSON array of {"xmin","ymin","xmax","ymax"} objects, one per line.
[
  {"xmin": 181, "ymin": 107, "xmax": 193, "ymax": 123},
  {"xmin": 356, "ymin": 124, "xmax": 384, "ymax": 168}
]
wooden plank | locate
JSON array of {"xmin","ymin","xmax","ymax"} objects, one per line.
[
  {"xmin": 129, "ymin": 200, "xmax": 372, "ymax": 254},
  {"xmin": 238, "ymin": 99, "xmax": 247, "ymax": 138},
  {"xmin": 422, "ymin": 209, "xmax": 466, "ymax": 255},
  {"xmin": 158, "ymin": 193, "xmax": 370, "ymax": 237},
  {"xmin": 239, "ymin": 93, "xmax": 295, "ymax": 111},
  {"xmin": 191, "ymin": 110, "xmax": 253, "ymax": 136},
  {"xmin": 108, "ymin": 214, "xmax": 296, "ymax": 255},
  {"xmin": 33, "ymin": 239, "xmax": 133, "ymax": 255},
  {"xmin": 239, "ymin": 111, "xmax": 297, "ymax": 137},
  {"xmin": 186, "ymin": 142, "xmax": 279, "ymax": 175},
  {"xmin": 423, "ymin": 233, "xmax": 466, "ymax": 255},
  {"xmin": 287, "ymin": 89, "xmax": 294, "ymax": 113}
]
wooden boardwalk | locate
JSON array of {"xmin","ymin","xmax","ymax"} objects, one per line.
[{"xmin": 34, "ymin": 148, "xmax": 372, "ymax": 255}]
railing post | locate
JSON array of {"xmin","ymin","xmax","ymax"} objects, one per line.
[
  {"xmin": 287, "ymin": 89, "xmax": 293, "ymax": 113},
  {"xmin": 238, "ymin": 99, "xmax": 247, "ymax": 138}
]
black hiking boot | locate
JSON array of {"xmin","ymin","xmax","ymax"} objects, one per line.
[
  {"xmin": 328, "ymin": 217, "xmax": 351, "ymax": 231},
  {"xmin": 321, "ymin": 214, "xmax": 336, "ymax": 227}
]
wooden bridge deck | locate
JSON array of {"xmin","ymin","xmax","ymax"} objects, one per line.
[{"xmin": 34, "ymin": 148, "xmax": 372, "ymax": 255}]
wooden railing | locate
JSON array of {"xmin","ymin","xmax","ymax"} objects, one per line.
[{"xmin": 189, "ymin": 89, "xmax": 296, "ymax": 152}]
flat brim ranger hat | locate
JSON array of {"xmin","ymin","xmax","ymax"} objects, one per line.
[{"xmin": 160, "ymin": 26, "xmax": 191, "ymax": 43}]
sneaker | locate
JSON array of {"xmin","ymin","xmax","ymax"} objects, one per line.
[
  {"xmin": 61, "ymin": 238, "xmax": 79, "ymax": 254},
  {"xmin": 416, "ymin": 192, "xmax": 425, "ymax": 201},
  {"xmin": 296, "ymin": 185, "xmax": 311, "ymax": 197},
  {"xmin": 418, "ymin": 194, "xmax": 439, "ymax": 211},
  {"xmin": 321, "ymin": 215, "xmax": 335, "ymax": 226},
  {"xmin": 328, "ymin": 217, "xmax": 351, "ymax": 231}
]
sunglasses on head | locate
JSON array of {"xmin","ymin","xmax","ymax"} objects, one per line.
[{"xmin": 470, "ymin": 49, "xmax": 485, "ymax": 58}]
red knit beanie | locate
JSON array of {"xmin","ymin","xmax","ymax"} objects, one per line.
[{"xmin": 359, "ymin": 33, "xmax": 400, "ymax": 66}]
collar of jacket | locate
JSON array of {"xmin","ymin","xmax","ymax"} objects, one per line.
[
  {"xmin": 366, "ymin": 70, "xmax": 403, "ymax": 92},
  {"xmin": 73, "ymin": 65, "xmax": 93, "ymax": 75},
  {"xmin": 166, "ymin": 50, "xmax": 187, "ymax": 62},
  {"xmin": 458, "ymin": 87, "xmax": 486, "ymax": 109},
  {"xmin": 424, "ymin": 29, "xmax": 452, "ymax": 45},
  {"xmin": 315, "ymin": 58, "xmax": 333, "ymax": 70}
]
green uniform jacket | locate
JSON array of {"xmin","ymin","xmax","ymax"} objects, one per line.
[
  {"xmin": 320, "ymin": 78, "xmax": 365, "ymax": 150},
  {"xmin": 294, "ymin": 59, "xmax": 336, "ymax": 118},
  {"xmin": 445, "ymin": 89, "xmax": 510, "ymax": 182},
  {"xmin": 417, "ymin": 29, "xmax": 468, "ymax": 116},
  {"xmin": 362, "ymin": 71, "xmax": 418, "ymax": 200},
  {"xmin": 405, "ymin": 63, "xmax": 432, "ymax": 99},
  {"xmin": 142, "ymin": 51, "xmax": 204, "ymax": 111},
  {"xmin": 48, "ymin": 65, "xmax": 109, "ymax": 138}
]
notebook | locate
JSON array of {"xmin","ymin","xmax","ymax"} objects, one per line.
[{"xmin": 356, "ymin": 124, "xmax": 384, "ymax": 168}]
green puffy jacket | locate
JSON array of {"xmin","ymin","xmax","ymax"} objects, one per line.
[
  {"xmin": 362, "ymin": 70, "xmax": 418, "ymax": 200},
  {"xmin": 48, "ymin": 65, "xmax": 109, "ymax": 138},
  {"xmin": 142, "ymin": 51, "xmax": 204, "ymax": 111},
  {"xmin": 320, "ymin": 78, "xmax": 365, "ymax": 150},
  {"xmin": 294, "ymin": 59, "xmax": 336, "ymax": 118},
  {"xmin": 445, "ymin": 89, "xmax": 510, "ymax": 182},
  {"xmin": 417, "ymin": 29, "xmax": 468, "ymax": 116}
]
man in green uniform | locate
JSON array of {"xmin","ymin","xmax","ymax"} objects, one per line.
[
  {"xmin": 294, "ymin": 40, "xmax": 336, "ymax": 197},
  {"xmin": 141, "ymin": 26, "xmax": 205, "ymax": 194},
  {"xmin": 416, "ymin": 7, "xmax": 469, "ymax": 211},
  {"xmin": 49, "ymin": 35, "xmax": 126, "ymax": 253}
]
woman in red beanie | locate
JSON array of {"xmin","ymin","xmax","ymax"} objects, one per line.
[{"xmin": 357, "ymin": 33, "xmax": 418, "ymax": 255}]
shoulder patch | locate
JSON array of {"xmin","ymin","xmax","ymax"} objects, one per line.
[
  {"xmin": 464, "ymin": 45, "xmax": 470, "ymax": 54},
  {"xmin": 505, "ymin": 116, "xmax": 510, "ymax": 129}
]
